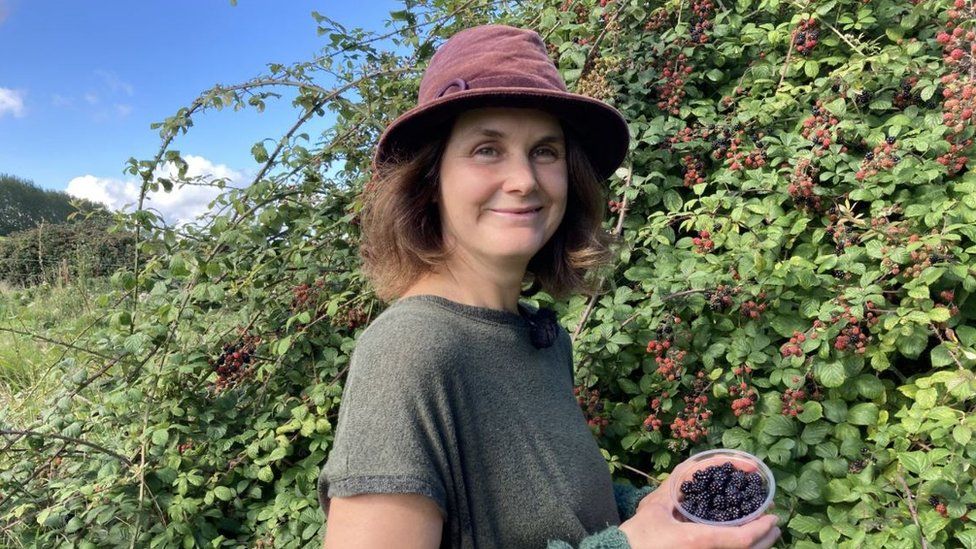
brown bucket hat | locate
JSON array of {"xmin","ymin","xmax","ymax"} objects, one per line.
[{"xmin": 373, "ymin": 24, "xmax": 630, "ymax": 180}]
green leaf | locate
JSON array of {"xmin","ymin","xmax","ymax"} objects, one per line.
[
  {"xmin": 825, "ymin": 479, "xmax": 859, "ymax": 502},
  {"xmin": 276, "ymin": 335, "xmax": 293, "ymax": 356},
  {"xmin": 854, "ymin": 375, "xmax": 884, "ymax": 399},
  {"xmin": 953, "ymin": 425, "xmax": 972, "ymax": 446},
  {"xmin": 765, "ymin": 415, "xmax": 796, "ymax": 437},
  {"xmin": 214, "ymin": 486, "xmax": 234, "ymax": 501},
  {"xmin": 916, "ymin": 387, "xmax": 937, "ymax": 408},
  {"xmin": 789, "ymin": 514, "xmax": 824, "ymax": 534},
  {"xmin": 801, "ymin": 421, "xmax": 832, "ymax": 444},
  {"xmin": 722, "ymin": 427, "xmax": 752, "ymax": 450},
  {"xmin": 957, "ymin": 325, "xmax": 976, "ymax": 347},
  {"xmin": 804, "ymin": 60, "xmax": 820, "ymax": 78},
  {"xmin": 152, "ymin": 428, "xmax": 169, "ymax": 446},
  {"xmin": 928, "ymin": 307, "xmax": 952, "ymax": 322},
  {"xmin": 899, "ymin": 451, "xmax": 928, "ymax": 474},
  {"xmin": 919, "ymin": 509, "xmax": 951, "ymax": 538},
  {"xmin": 957, "ymin": 529, "xmax": 976, "ymax": 549},
  {"xmin": 930, "ymin": 344, "xmax": 954, "ymax": 367},
  {"xmin": 65, "ymin": 516, "xmax": 84, "ymax": 534},
  {"xmin": 823, "ymin": 400, "xmax": 848, "ymax": 423},
  {"xmin": 820, "ymin": 525, "xmax": 842, "ymax": 544},
  {"xmin": 767, "ymin": 438, "xmax": 795, "ymax": 465},
  {"xmin": 795, "ymin": 469, "xmax": 825, "ymax": 501},
  {"xmin": 817, "ymin": 361, "xmax": 846, "ymax": 388},
  {"xmin": 663, "ymin": 190, "xmax": 683, "ymax": 212},
  {"xmin": 258, "ymin": 466, "xmax": 274, "ymax": 482},
  {"xmin": 847, "ymin": 403, "xmax": 879, "ymax": 425},
  {"xmin": 798, "ymin": 401, "xmax": 823, "ymax": 423},
  {"xmin": 824, "ymin": 97, "xmax": 846, "ymax": 116}
]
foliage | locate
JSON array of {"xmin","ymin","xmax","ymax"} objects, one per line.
[
  {"xmin": 0, "ymin": 174, "xmax": 103, "ymax": 236},
  {"xmin": 0, "ymin": 215, "xmax": 136, "ymax": 287},
  {"xmin": 1, "ymin": 0, "xmax": 975, "ymax": 547}
]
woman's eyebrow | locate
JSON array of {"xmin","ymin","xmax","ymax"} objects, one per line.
[{"xmin": 465, "ymin": 127, "xmax": 564, "ymax": 144}]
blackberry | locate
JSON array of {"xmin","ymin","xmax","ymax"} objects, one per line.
[
  {"xmin": 865, "ymin": 151, "xmax": 874, "ymax": 161},
  {"xmin": 679, "ymin": 461, "xmax": 768, "ymax": 523},
  {"xmin": 886, "ymin": 136, "xmax": 896, "ymax": 145}
]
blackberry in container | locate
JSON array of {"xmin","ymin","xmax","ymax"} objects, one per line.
[{"xmin": 670, "ymin": 448, "xmax": 775, "ymax": 526}]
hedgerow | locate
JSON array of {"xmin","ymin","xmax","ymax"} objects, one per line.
[
  {"xmin": 1, "ymin": 0, "xmax": 974, "ymax": 547},
  {"xmin": 0, "ymin": 215, "xmax": 136, "ymax": 287}
]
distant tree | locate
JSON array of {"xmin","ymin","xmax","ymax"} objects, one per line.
[{"xmin": 0, "ymin": 173, "xmax": 104, "ymax": 235}]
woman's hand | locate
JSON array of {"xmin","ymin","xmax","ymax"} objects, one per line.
[{"xmin": 617, "ymin": 474, "xmax": 781, "ymax": 549}]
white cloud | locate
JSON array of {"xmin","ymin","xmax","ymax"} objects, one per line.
[
  {"xmin": 0, "ymin": 87, "xmax": 25, "ymax": 118},
  {"xmin": 94, "ymin": 70, "xmax": 134, "ymax": 96},
  {"xmin": 51, "ymin": 93, "xmax": 73, "ymax": 107},
  {"xmin": 66, "ymin": 155, "xmax": 247, "ymax": 225},
  {"xmin": 114, "ymin": 103, "xmax": 132, "ymax": 117},
  {"xmin": 0, "ymin": 0, "xmax": 9, "ymax": 25},
  {"xmin": 84, "ymin": 92, "xmax": 98, "ymax": 105}
]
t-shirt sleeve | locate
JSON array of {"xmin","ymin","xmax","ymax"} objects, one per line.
[{"xmin": 317, "ymin": 317, "xmax": 453, "ymax": 518}]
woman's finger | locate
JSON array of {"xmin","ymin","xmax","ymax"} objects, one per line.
[
  {"xmin": 711, "ymin": 515, "xmax": 780, "ymax": 549},
  {"xmin": 749, "ymin": 525, "xmax": 782, "ymax": 549}
]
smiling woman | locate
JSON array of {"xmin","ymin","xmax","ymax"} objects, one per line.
[
  {"xmin": 437, "ymin": 108, "xmax": 567, "ymax": 268},
  {"xmin": 317, "ymin": 24, "xmax": 780, "ymax": 549}
]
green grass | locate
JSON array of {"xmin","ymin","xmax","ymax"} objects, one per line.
[{"xmin": 0, "ymin": 278, "xmax": 114, "ymax": 426}]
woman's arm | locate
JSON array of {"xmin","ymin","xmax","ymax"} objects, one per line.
[{"xmin": 324, "ymin": 493, "xmax": 444, "ymax": 548}]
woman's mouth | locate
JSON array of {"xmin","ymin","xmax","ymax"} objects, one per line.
[{"xmin": 490, "ymin": 206, "xmax": 543, "ymax": 219}]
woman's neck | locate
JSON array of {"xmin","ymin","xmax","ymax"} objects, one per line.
[{"xmin": 400, "ymin": 260, "xmax": 528, "ymax": 314}]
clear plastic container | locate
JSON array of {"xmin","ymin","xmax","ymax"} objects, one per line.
[{"xmin": 669, "ymin": 448, "xmax": 775, "ymax": 527}]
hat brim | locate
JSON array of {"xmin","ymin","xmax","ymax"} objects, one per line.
[{"xmin": 374, "ymin": 88, "xmax": 630, "ymax": 181}]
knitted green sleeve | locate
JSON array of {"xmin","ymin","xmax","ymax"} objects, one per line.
[
  {"xmin": 612, "ymin": 481, "xmax": 655, "ymax": 521},
  {"xmin": 546, "ymin": 525, "xmax": 631, "ymax": 549}
]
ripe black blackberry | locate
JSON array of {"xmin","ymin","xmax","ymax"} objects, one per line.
[{"xmin": 679, "ymin": 461, "xmax": 767, "ymax": 522}]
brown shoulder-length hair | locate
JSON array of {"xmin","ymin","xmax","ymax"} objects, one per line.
[{"xmin": 359, "ymin": 120, "xmax": 615, "ymax": 302}]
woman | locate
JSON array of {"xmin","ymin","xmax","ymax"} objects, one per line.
[{"xmin": 318, "ymin": 24, "xmax": 781, "ymax": 548}]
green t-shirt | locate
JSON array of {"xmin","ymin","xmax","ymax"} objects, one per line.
[{"xmin": 318, "ymin": 295, "xmax": 620, "ymax": 548}]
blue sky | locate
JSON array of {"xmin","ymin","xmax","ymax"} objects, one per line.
[{"xmin": 0, "ymin": 0, "xmax": 403, "ymax": 222}]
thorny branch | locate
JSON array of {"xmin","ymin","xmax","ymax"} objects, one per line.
[
  {"xmin": 895, "ymin": 471, "xmax": 930, "ymax": 549},
  {"xmin": 0, "ymin": 430, "xmax": 132, "ymax": 467}
]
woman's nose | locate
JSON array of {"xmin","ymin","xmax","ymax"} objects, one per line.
[{"xmin": 501, "ymin": 154, "xmax": 539, "ymax": 194}]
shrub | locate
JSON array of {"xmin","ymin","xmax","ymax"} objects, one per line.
[
  {"xmin": 1, "ymin": 1, "xmax": 974, "ymax": 547},
  {"xmin": 0, "ymin": 216, "xmax": 135, "ymax": 287}
]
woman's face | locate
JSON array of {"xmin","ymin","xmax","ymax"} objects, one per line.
[{"xmin": 436, "ymin": 107, "xmax": 568, "ymax": 271}]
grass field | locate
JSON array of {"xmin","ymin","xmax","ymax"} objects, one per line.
[{"xmin": 0, "ymin": 277, "xmax": 113, "ymax": 427}]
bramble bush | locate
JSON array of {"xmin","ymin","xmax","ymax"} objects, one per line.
[{"xmin": 1, "ymin": 0, "xmax": 975, "ymax": 547}]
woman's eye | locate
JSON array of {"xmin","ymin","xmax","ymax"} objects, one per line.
[
  {"xmin": 474, "ymin": 146, "xmax": 498, "ymax": 157},
  {"xmin": 534, "ymin": 147, "xmax": 559, "ymax": 159}
]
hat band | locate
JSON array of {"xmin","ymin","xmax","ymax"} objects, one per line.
[{"xmin": 431, "ymin": 73, "xmax": 566, "ymax": 100}]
